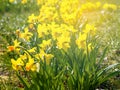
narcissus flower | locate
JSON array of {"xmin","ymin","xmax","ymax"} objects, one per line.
[
  {"xmin": 35, "ymin": 50, "xmax": 54, "ymax": 65},
  {"xmin": 28, "ymin": 47, "xmax": 36, "ymax": 53},
  {"xmin": 83, "ymin": 24, "xmax": 96, "ymax": 36},
  {"xmin": 39, "ymin": 39, "xmax": 52, "ymax": 50},
  {"xmin": 11, "ymin": 58, "xmax": 24, "ymax": 71},
  {"xmin": 20, "ymin": 27, "xmax": 33, "ymax": 41},
  {"xmin": 25, "ymin": 57, "xmax": 36, "ymax": 71},
  {"xmin": 76, "ymin": 33, "xmax": 87, "ymax": 49},
  {"xmin": 37, "ymin": 23, "xmax": 49, "ymax": 38},
  {"xmin": 28, "ymin": 14, "xmax": 37, "ymax": 23},
  {"xmin": 8, "ymin": 39, "xmax": 20, "ymax": 52},
  {"xmin": 57, "ymin": 35, "xmax": 70, "ymax": 51}
]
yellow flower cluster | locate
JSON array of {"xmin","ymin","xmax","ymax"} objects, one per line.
[
  {"xmin": 9, "ymin": 23, "xmax": 96, "ymax": 71},
  {"xmin": 11, "ymin": 53, "xmax": 38, "ymax": 71},
  {"xmin": 8, "ymin": 0, "xmax": 118, "ymax": 72},
  {"xmin": 28, "ymin": 1, "xmax": 118, "ymax": 25}
]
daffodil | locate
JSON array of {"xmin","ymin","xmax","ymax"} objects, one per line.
[
  {"xmin": 76, "ymin": 33, "xmax": 87, "ymax": 49},
  {"xmin": 11, "ymin": 58, "xmax": 24, "ymax": 71},
  {"xmin": 8, "ymin": 39, "xmax": 20, "ymax": 52},
  {"xmin": 44, "ymin": 54, "xmax": 54, "ymax": 65},
  {"xmin": 35, "ymin": 50, "xmax": 54, "ymax": 65},
  {"xmin": 83, "ymin": 24, "xmax": 96, "ymax": 36},
  {"xmin": 39, "ymin": 39, "xmax": 52, "ymax": 50},
  {"xmin": 25, "ymin": 57, "xmax": 36, "ymax": 71},
  {"xmin": 28, "ymin": 47, "xmax": 36, "ymax": 53},
  {"xmin": 20, "ymin": 27, "xmax": 33, "ymax": 41},
  {"xmin": 20, "ymin": 53, "xmax": 28, "ymax": 60},
  {"xmin": 57, "ymin": 35, "xmax": 70, "ymax": 51},
  {"xmin": 38, "ymin": 5, "xmax": 59, "ymax": 23},
  {"xmin": 37, "ymin": 23, "xmax": 49, "ymax": 38},
  {"xmin": 28, "ymin": 14, "xmax": 37, "ymax": 23}
]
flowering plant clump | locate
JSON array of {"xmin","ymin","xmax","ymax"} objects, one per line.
[{"xmin": 7, "ymin": 0, "xmax": 120, "ymax": 89}]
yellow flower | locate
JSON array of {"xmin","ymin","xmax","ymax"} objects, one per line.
[
  {"xmin": 28, "ymin": 47, "xmax": 36, "ymax": 53},
  {"xmin": 84, "ymin": 43, "xmax": 94, "ymax": 54},
  {"xmin": 38, "ymin": 5, "xmax": 59, "ymax": 23},
  {"xmin": 83, "ymin": 24, "xmax": 96, "ymax": 36},
  {"xmin": 28, "ymin": 14, "xmax": 37, "ymax": 23},
  {"xmin": 29, "ymin": 24, "xmax": 34, "ymax": 29},
  {"xmin": 76, "ymin": 33, "xmax": 87, "ymax": 49},
  {"xmin": 48, "ymin": 22, "xmax": 62, "ymax": 40},
  {"xmin": 25, "ymin": 57, "xmax": 36, "ymax": 71},
  {"xmin": 59, "ymin": 0, "xmax": 79, "ymax": 25},
  {"xmin": 39, "ymin": 39, "xmax": 52, "ymax": 50},
  {"xmin": 44, "ymin": 54, "xmax": 54, "ymax": 65},
  {"xmin": 96, "ymin": 2, "xmax": 101, "ymax": 8},
  {"xmin": 11, "ymin": 58, "xmax": 24, "ymax": 71},
  {"xmin": 35, "ymin": 50, "xmax": 54, "ymax": 65},
  {"xmin": 20, "ymin": 27, "xmax": 33, "ymax": 41},
  {"xmin": 21, "ymin": 0, "xmax": 27, "ymax": 4},
  {"xmin": 20, "ymin": 53, "xmax": 28, "ymax": 60},
  {"xmin": 8, "ymin": 39, "xmax": 20, "ymax": 52},
  {"xmin": 37, "ymin": 0, "xmax": 42, "ymax": 5},
  {"xmin": 37, "ymin": 23, "xmax": 49, "ymax": 38},
  {"xmin": 57, "ymin": 35, "xmax": 70, "ymax": 51}
]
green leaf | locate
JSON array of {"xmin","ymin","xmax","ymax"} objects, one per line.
[
  {"xmin": 100, "ymin": 70, "xmax": 120, "ymax": 84},
  {"xmin": 16, "ymin": 72, "xmax": 30, "ymax": 89},
  {"xmin": 97, "ymin": 63, "xmax": 120, "ymax": 78},
  {"xmin": 96, "ymin": 47, "xmax": 108, "ymax": 71}
]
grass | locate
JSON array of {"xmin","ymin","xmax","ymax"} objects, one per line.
[{"xmin": 0, "ymin": 0, "xmax": 120, "ymax": 89}]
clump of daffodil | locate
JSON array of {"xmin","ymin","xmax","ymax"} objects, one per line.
[
  {"xmin": 59, "ymin": 0, "xmax": 79, "ymax": 25},
  {"xmin": 38, "ymin": 4, "xmax": 59, "ymax": 23}
]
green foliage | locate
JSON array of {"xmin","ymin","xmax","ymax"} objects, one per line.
[{"xmin": 0, "ymin": 0, "xmax": 120, "ymax": 89}]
